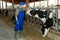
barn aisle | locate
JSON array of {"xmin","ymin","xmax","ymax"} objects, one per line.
[
  {"xmin": 0, "ymin": 18, "xmax": 14, "ymax": 40},
  {"xmin": 0, "ymin": 14, "xmax": 54, "ymax": 40}
]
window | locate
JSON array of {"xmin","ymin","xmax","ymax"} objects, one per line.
[
  {"xmin": 48, "ymin": 0, "xmax": 57, "ymax": 5},
  {"xmin": 41, "ymin": 1, "xmax": 47, "ymax": 8},
  {"xmin": 35, "ymin": 2, "xmax": 40, "ymax": 8},
  {"xmin": 7, "ymin": 2, "xmax": 12, "ymax": 9},
  {"xmin": 0, "ymin": 1, "xmax": 12, "ymax": 9},
  {"xmin": 29, "ymin": 2, "xmax": 34, "ymax": 8},
  {"xmin": 59, "ymin": 0, "xmax": 60, "ymax": 4}
]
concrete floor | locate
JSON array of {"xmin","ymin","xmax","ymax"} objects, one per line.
[{"xmin": 0, "ymin": 14, "xmax": 54, "ymax": 40}]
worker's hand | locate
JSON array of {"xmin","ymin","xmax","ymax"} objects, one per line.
[{"xmin": 16, "ymin": 20, "xmax": 19, "ymax": 24}]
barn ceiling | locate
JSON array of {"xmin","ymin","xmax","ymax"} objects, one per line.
[{"xmin": 2, "ymin": 0, "xmax": 44, "ymax": 4}]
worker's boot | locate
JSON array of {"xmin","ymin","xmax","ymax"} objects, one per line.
[
  {"xmin": 14, "ymin": 32, "xmax": 18, "ymax": 40},
  {"xmin": 19, "ymin": 31, "xmax": 24, "ymax": 38}
]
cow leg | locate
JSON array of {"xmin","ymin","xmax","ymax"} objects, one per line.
[
  {"xmin": 41, "ymin": 28, "xmax": 45, "ymax": 34},
  {"xmin": 43, "ymin": 27, "xmax": 50, "ymax": 37},
  {"xmin": 41, "ymin": 24, "xmax": 45, "ymax": 34}
]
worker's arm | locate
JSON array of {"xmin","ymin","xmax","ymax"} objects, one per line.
[
  {"xmin": 15, "ymin": 8, "xmax": 19, "ymax": 21},
  {"xmin": 15, "ymin": 16, "xmax": 18, "ymax": 21}
]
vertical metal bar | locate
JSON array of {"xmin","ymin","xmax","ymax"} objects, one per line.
[
  {"xmin": 54, "ymin": 0, "xmax": 59, "ymax": 30},
  {"xmin": 57, "ymin": 0, "xmax": 59, "ymax": 5},
  {"xmin": 34, "ymin": 2, "xmax": 35, "ymax": 8},
  {"xmin": 40, "ymin": 1, "xmax": 42, "ymax": 9},
  {"xmin": 26, "ymin": 0, "xmax": 29, "ymax": 7},
  {"xmin": 55, "ymin": 8, "xmax": 58, "ymax": 30},
  {"xmin": 52, "ymin": 9, "xmax": 56, "ymax": 29},
  {"xmin": 12, "ymin": 0, "xmax": 14, "ymax": 8},
  {"xmin": 56, "ymin": 0, "xmax": 58, "ymax": 29},
  {"xmin": 5, "ymin": 0, "xmax": 7, "ymax": 10},
  {"xmin": 0, "ymin": 0, "xmax": 1, "ymax": 9},
  {"xmin": 2, "ymin": 0, "xmax": 3, "ymax": 11},
  {"xmin": 47, "ymin": 0, "xmax": 49, "ymax": 7},
  {"xmin": 0, "ymin": 2, "xmax": 1, "ymax": 9},
  {"xmin": 39, "ymin": 1, "xmax": 41, "ymax": 8},
  {"xmin": 55, "ymin": 0, "xmax": 59, "ymax": 30},
  {"xmin": 26, "ymin": 0, "xmax": 30, "ymax": 24}
]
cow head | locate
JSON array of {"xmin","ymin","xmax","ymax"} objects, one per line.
[{"xmin": 30, "ymin": 10, "xmax": 37, "ymax": 16}]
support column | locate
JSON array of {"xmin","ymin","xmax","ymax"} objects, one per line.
[
  {"xmin": 12, "ymin": 0, "xmax": 14, "ymax": 9},
  {"xmin": 26, "ymin": 0, "xmax": 29, "ymax": 7},
  {"xmin": 34, "ymin": 2, "xmax": 35, "ymax": 8},
  {"xmin": 56, "ymin": 0, "xmax": 59, "ymax": 30},
  {"xmin": 39, "ymin": 1, "xmax": 41, "ymax": 8},
  {"xmin": 57, "ymin": 0, "xmax": 59, "ymax": 5},
  {"xmin": 0, "ymin": 0, "xmax": 1, "ymax": 9},
  {"xmin": 47, "ymin": 0, "xmax": 49, "ymax": 7},
  {"xmin": 5, "ymin": 0, "xmax": 7, "ymax": 9},
  {"xmin": 2, "ymin": 0, "xmax": 3, "ymax": 11},
  {"xmin": 0, "ymin": 0, "xmax": 1, "ymax": 11},
  {"xmin": 25, "ymin": 0, "xmax": 29, "ymax": 23}
]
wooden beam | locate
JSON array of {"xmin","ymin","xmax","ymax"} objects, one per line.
[{"xmin": 2, "ymin": 0, "xmax": 44, "ymax": 4}]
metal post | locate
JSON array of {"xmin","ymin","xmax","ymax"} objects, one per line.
[
  {"xmin": 55, "ymin": 0, "xmax": 59, "ymax": 30},
  {"xmin": 12, "ymin": 0, "xmax": 14, "ymax": 9},
  {"xmin": 47, "ymin": 0, "xmax": 49, "ymax": 7},
  {"xmin": 26, "ymin": 0, "xmax": 30, "ymax": 24},
  {"xmin": 55, "ymin": 8, "xmax": 58, "ymax": 30},
  {"xmin": 0, "ymin": 0, "xmax": 1, "ymax": 9},
  {"xmin": 40, "ymin": 1, "xmax": 42, "ymax": 9},
  {"xmin": 56, "ymin": 0, "xmax": 59, "ymax": 30},
  {"xmin": 2, "ymin": 0, "xmax": 3, "ymax": 11},
  {"xmin": 34, "ymin": 2, "xmax": 35, "ymax": 8},
  {"xmin": 26, "ymin": 0, "xmax": 29, "ymax": 22},
  {"xmin": 52, "ymin": 8, "xmax": 55, "ymax": 30},
  {"xmin": 5, "ymin": 0, "xmax": 7, "ymax": 9},
  {"xmin": 5, "ymin": 0, "xmax": 7, "ymax": 11},
  {"xmin": 0, "ymin": 2, "xmax": 1, "ymax": 9},
  {"xmin": 39, "ymin": 1, "xmax": 41, "ymax": 9}
]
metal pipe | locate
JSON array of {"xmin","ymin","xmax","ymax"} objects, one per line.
[
  {"xmin": 40, "ymin": 1, "xmax": 42, "ymax": 9},
  {"xmin": 5, "ymin": 0, "xmax": 7, "ymax": 10},
  {"xmin": 47, "ymin": 0, "xmax": 49, "ymax": 7},
  {"xmin": 2, "ymin": 0, "xmax": 3, "ymax": 10},
  {"xmin": 56, "ymin": 0, "xmax": 59, "ymax": 30},
  {"xmin": 0, "ymin": 0, "xmax": 1, "ymax": 9},
  {"xmin": 34, "ymin": 2, "xmax": 35, "ymax": 8},
  {"xmin": 26, "ymin": 0, "xmax": 29, "ymax": 7},
  {"xmin": 12, "ymin": 0, "xmax": 14, "ymax": 8},
  {"xmin": 39, "ymin": 1, "xmax": 41, "ymax": 8}
]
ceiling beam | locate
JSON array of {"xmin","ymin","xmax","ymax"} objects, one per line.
[{"xmin": 1, "ymin": 0, "xmax": 44, "ymax": 4}]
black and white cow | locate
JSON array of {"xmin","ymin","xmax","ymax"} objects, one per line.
[
  {"xmin": 41, "ymin": 9, "xmax": 53, "ymax": 37},
  {"xmin": 26, "ymin": 9, "xmax": 53, "ymax": 37}
]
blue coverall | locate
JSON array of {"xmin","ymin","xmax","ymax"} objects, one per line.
[{"xmin": 14, "ymin": 9, "xmax": 25, "ymax": 32}]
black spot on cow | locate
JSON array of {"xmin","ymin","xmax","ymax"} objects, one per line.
[{"xmin": 30, "ymin": 10, "xmax": 37, "ymax": 16}]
